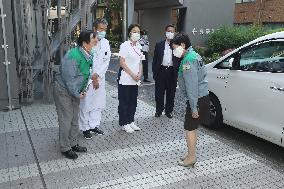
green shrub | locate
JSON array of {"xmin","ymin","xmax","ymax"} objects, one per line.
[
  {"xmin": 109, "ymin": 41, "xmax": 122, "ymax": 49},
  {"xmin": 196, "ymin": 26, "xmax": 284, "ymax": 64},
  {"xmin": 107, "ymin": 30, "xmax": 122, "ymax": 50},
  {"xmin": 265, "ymin": 28, "xmax": 284, "ymax": 35},
  {"xmin": 194, "ymin": 46, "xmax": 209, "ymax": 57},
  {"xmin": 207, "ymin": 25, "xmax": 266, "ymax": 54},
  {"xmin": 193, "ymin": 46, "xmax": 220, "ymax": 64}
]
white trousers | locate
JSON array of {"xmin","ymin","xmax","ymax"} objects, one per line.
[{"xmin": 79, "ymin": 108, "xmax": 102, "ymax": 131}]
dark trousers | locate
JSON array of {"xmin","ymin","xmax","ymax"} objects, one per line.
[
  {"xmin": 118, "ymin": 84, "xmax": 138, "ymax": 126},
  {"xmin": 142, "ymin": 51, "xmax": 148, "ymax": 80},
  {"xmin": 155, "ymin": 66, "xmax": 176, "ymax": 114}
]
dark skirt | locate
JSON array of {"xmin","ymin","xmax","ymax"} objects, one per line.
[{"xmin": 184, "ymin": 95, "xmax": 210, "ymax": 131}]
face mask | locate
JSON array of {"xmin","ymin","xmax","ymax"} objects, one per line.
[
  {"xmin": 130, "ymin": 33, "xmax": 140, "ymax": 42},
  {"xmin": 97, "ymin": 31, "xmax": 106, "ymax": 39},
  {"xmin": 173, "ymin": 46, "xmax": 184, "ymax": 58},
  {"xmin": 166, "ymin": 32, "xmax": 174, "ymax": 39}
]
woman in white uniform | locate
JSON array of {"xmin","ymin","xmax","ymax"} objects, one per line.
[{"xmin": 118, "ymin": 24, "xmax": 143, "ymax": 133}]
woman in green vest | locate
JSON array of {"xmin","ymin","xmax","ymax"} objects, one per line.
[
  {"xmin": 171, "ymin": 33, "xmax": 210, "ymax": 167},
  {"xmin": 53, "ymin": 31, "xmax": 98, "ymax": 159}
]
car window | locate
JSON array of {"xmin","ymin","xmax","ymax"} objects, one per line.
[
  {"xmin": 239, "ymin": 41, "xmax": 284, "ymax": 73},
  {"xmin": 214, "ymin": 56, "xmax": 233, "ymax": 69}
]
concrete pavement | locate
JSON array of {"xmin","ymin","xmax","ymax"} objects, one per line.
[{"xmin": 0, "ymin": 82, "xmax": 284, "ymax": 189}]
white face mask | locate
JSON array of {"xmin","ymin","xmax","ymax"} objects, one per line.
[
  {"xmin": 165, "ymin": 32, "xmax": 174, "ymax": 40},
  {"xmin": 97, "ymin": 31, "xmax": 106, "ymax": 39},
  {"xmin": 130, "ymin": 33, "xmax": 141, "ymax": 42},
  {"xmin": 173, "ymin": 46, "xmax": 184, "ymax": 58}
]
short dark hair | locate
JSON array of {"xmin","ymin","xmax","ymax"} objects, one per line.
[
  {"xmin": 77, "ymin": 31, "xmax": 97, "ymax": 47},
  {"xmin": 165, "ymin": 24, "xmax": 175, "ymax": 31},
  {"xmin": 128, "ymin": 24, "xmax": 141, "ymax": 37},
  {"xmin": 92, "ymin": 18, "xmax": 108, "ymax": 29},
  {"xmin": 171, "ymin": 32, "xmax": 191, "ymax": 49}
]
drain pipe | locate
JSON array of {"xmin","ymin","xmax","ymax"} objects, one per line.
[
  {"xmin": 122, "ymin": 0, "xmax": 128, "ymax": 42},
  {"xmin": 0, "ymin": 0, "xmax": 13, "ymax": 110}
]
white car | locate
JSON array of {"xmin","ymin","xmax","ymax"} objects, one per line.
[{"xmin": 206, "ymin": 31, "xmax": 284, "ymax": 147}]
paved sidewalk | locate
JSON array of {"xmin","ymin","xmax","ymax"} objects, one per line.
[{"xmin": 0, "ymin": 83, "xmax": 284, "ymax": 189}]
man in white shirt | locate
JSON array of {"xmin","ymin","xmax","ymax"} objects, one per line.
[
  {"xmin": 152, "ymin": 24, "xmax": 181, "ymax": 118},
  {"xmin": 79, "ymin": 18, "xmax": 111, "ymax": 139}
]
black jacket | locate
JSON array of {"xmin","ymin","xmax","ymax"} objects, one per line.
[{"xmin": 152, "ymin": 40, "xmax": 181, "ymax": 81}]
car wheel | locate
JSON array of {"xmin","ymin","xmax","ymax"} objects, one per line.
[{"xmin": 207, "ymin": 94, "xmax": 223, "ymax": 129}]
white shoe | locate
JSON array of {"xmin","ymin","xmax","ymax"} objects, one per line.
[
  {"xmin": 122, "ymin": 124, "xmax": 134, "ymax": 133},
  {"xmin": 130, "ymin": 122, "xmax": 141, "ymax": 131}
]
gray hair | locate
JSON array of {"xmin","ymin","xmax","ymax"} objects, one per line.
[{"xmin": 92, "ymin": 18, "xmax": 108, "ymax": 29}]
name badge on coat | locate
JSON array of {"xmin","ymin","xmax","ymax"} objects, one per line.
[{"xmin": 183, "ymin": 64, "xmax": 191, "ymax": 70}]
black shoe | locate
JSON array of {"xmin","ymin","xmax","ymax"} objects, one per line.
[
  {"xmin": 83, "ymin": 130, "xmax": 92, "ymax": 139},
  {"xmin": 165, "ymin": 112, "xmax": 173, "ymax": 118},
  {"xmin": 62, "ymin": 150, "xmax": 78, "ymax": 159},
  {"xmin": 155, "ymin": 112, "xmax": 162, "ymax": 117},
  {"xmin": 71, "ymin": 144, "xmax": 87, "ymax": 153},
  {"xmin": 90, "ymin": 127, "xmax": 104, "ymax": 135},
  {"xmin": 143, "ymin": 79, "xmax": 150, "ymax": 82}
]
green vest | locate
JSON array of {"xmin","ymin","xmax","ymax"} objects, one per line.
[
  {"xmin": 68, "ymin": 47, "xmax": 92, "ymax": 91},
  {"xmin": 179, "ymin": 49, "xmax": 198, "ymax": 74}
]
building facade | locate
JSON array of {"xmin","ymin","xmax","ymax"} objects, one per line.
[
  {"xmin": 1, "ymin": 0, "xmax": 236, "ymax": 110},
  {"xmin": 0, "ymin": 0, "xmax": 98, "ymax": 110},
  {"xmin": 234, "ymin": 0, "xmax": 284, "ymax": 28},
  {"xmin": 125, "ymin": 0, "xmax": 235, "ymax": 53}
]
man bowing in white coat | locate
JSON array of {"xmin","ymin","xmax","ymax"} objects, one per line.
[{"xmin": 79, "ymin": 18, "xmax": 111, "ymax": 139}]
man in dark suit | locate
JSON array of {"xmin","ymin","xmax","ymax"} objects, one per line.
[{"xmin": 152, "ymin": 24, "xmax": 181, "ymax": 118}]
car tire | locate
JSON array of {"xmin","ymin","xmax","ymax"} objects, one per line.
[{"xmin": 207, "ymin": 94, "xmax": 223, "ymax": 129}]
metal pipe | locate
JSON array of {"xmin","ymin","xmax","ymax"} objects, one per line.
[
  {"xmin": 257, "ymin": 0, "xmax": 263, "ymax": 25},
  {"xmin": 0, "ymin": 0, "xmax": 13, "ymax": 110},
  {"xmin": 122, "ymin": 0, "xmax": 128, "ymax": 41}
]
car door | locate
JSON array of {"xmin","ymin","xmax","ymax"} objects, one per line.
[
  {"xmin": 224, "ymin": 39, "xmax": 284, "ymax": 146},
  {"xmin": 207, "ymin": 57, "xmax": 233, "ymax": 116}
]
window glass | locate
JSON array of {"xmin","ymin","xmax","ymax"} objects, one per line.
[
  {"xmin": 236, "ymin": 0, "xmax": 256, "ymax": 3},
  {"xmin": 239, "ymin": 41, "xmax": 284, "ymax": 73},
  {"xmin": 215, "ymin": 56, "xmax": 233, "ymax": 69}
]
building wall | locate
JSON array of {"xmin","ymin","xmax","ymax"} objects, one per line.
[
  {"xmin": 183, "ymin": 0, "xmax": 235, "ymax": 46},
  {"xmin": 234, "ymin": 0, "xmax": 284, "ymax": 24},
  {"xmin": 128, "ymin": 0, "xmax": 135, "ymax": 26},
  {"xmin": 136, "ymin": 0, "xmax": 235, "ymax": 51},
  {"xmin": 0, "ymin": 0, "xmax": 19, "ymax": 110},
  {"xmin": 138, "ymin": 8, "xmax": 172, "ymax": 54}
]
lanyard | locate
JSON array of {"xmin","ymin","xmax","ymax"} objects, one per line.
[{"xmin": 131, "ymin": 42, "xmax": 142, "ymax": 56}]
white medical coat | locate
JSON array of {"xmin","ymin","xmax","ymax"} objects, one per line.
[{"xmin": 80, "ymin": 38, "xmax": 111, "ymax": 112}]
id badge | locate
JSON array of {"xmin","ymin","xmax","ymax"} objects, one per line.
[
  {"xmin": 183, "ymin": 64, "xmax": 191, "ymax": 70},
  {"xmin": 141, "ymin": 55, "xmax": 146, "ymax": 61}
]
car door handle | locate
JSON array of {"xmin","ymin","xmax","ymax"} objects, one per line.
[
  {"xmin": 270, "ymin": 86, "xmax": 284, "ymax": 91},
  {"xmin": 217, "ymin": 76, "xmax": 226, "ymax": 79}
]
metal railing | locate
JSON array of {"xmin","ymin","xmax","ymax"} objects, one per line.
[{"xmin": 0, "ymin": 0, "xmax": 13, "ymax": 110}]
